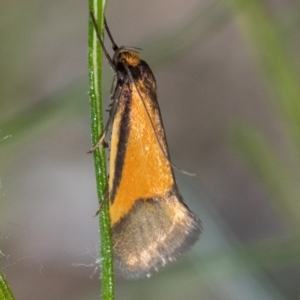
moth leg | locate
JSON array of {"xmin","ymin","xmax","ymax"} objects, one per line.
[
  {"xmin": 87, "ymin": 120, "xmax": 111, "ymax": 153},
  {"xmin": 93, "ymin": 175, "xmax": 110, "ymax": 217},
  {"xmin": 88, "ymin": 84, "xmax": 122, "ymax": 153}
]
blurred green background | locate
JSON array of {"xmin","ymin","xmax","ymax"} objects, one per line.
[{"xmin": 1, "ymin": 0, "xmax": 300, "ymax": 299}]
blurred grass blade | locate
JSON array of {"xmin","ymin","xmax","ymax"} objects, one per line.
[
  {"xmin": 227, "ymin": 0, "xmax": 300, "ymax": 152},
  {"xmin": 232, "ymin": 124, "xmax": 300, "ymax": 227},
  {"xmin": 0, "ymin": 272, "xmax": 15, "ymax": 300},
  {"xmin": 0, "ymin": 80, "xmax": 87, "ymax": 170},
  {"xmin": 228, "ymin": 0, "xmax": 300, "ymax": 230}
]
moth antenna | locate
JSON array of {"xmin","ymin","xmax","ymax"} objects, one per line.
[
  {"xmin": 89, "ymin": 11, "xmax": 117, "ymax": 72},
  {"xmin": 104, "ymin": 18, "xmax": 118, "ymax": 51}
]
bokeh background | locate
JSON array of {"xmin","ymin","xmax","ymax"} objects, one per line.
[{"xmin": 1, "ymin": 0, "xmax": 300, "ymax": 299}]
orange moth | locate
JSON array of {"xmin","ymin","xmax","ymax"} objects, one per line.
[{"xmin": 90, "ymin": 12, "xmax": 201, "ymax": 280}]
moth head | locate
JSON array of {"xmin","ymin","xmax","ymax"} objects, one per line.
[{"xmin": 113, "ymin": 46, "xmax": 141, "ymax": 68}]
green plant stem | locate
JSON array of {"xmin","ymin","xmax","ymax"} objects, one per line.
[
  {"xmin": 0, "ymin": 271, "xmax": 15, "ymax": 300},
  {"xmin": 88, "ymin": 1, "xmax": 114, "ymax": 299}
]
